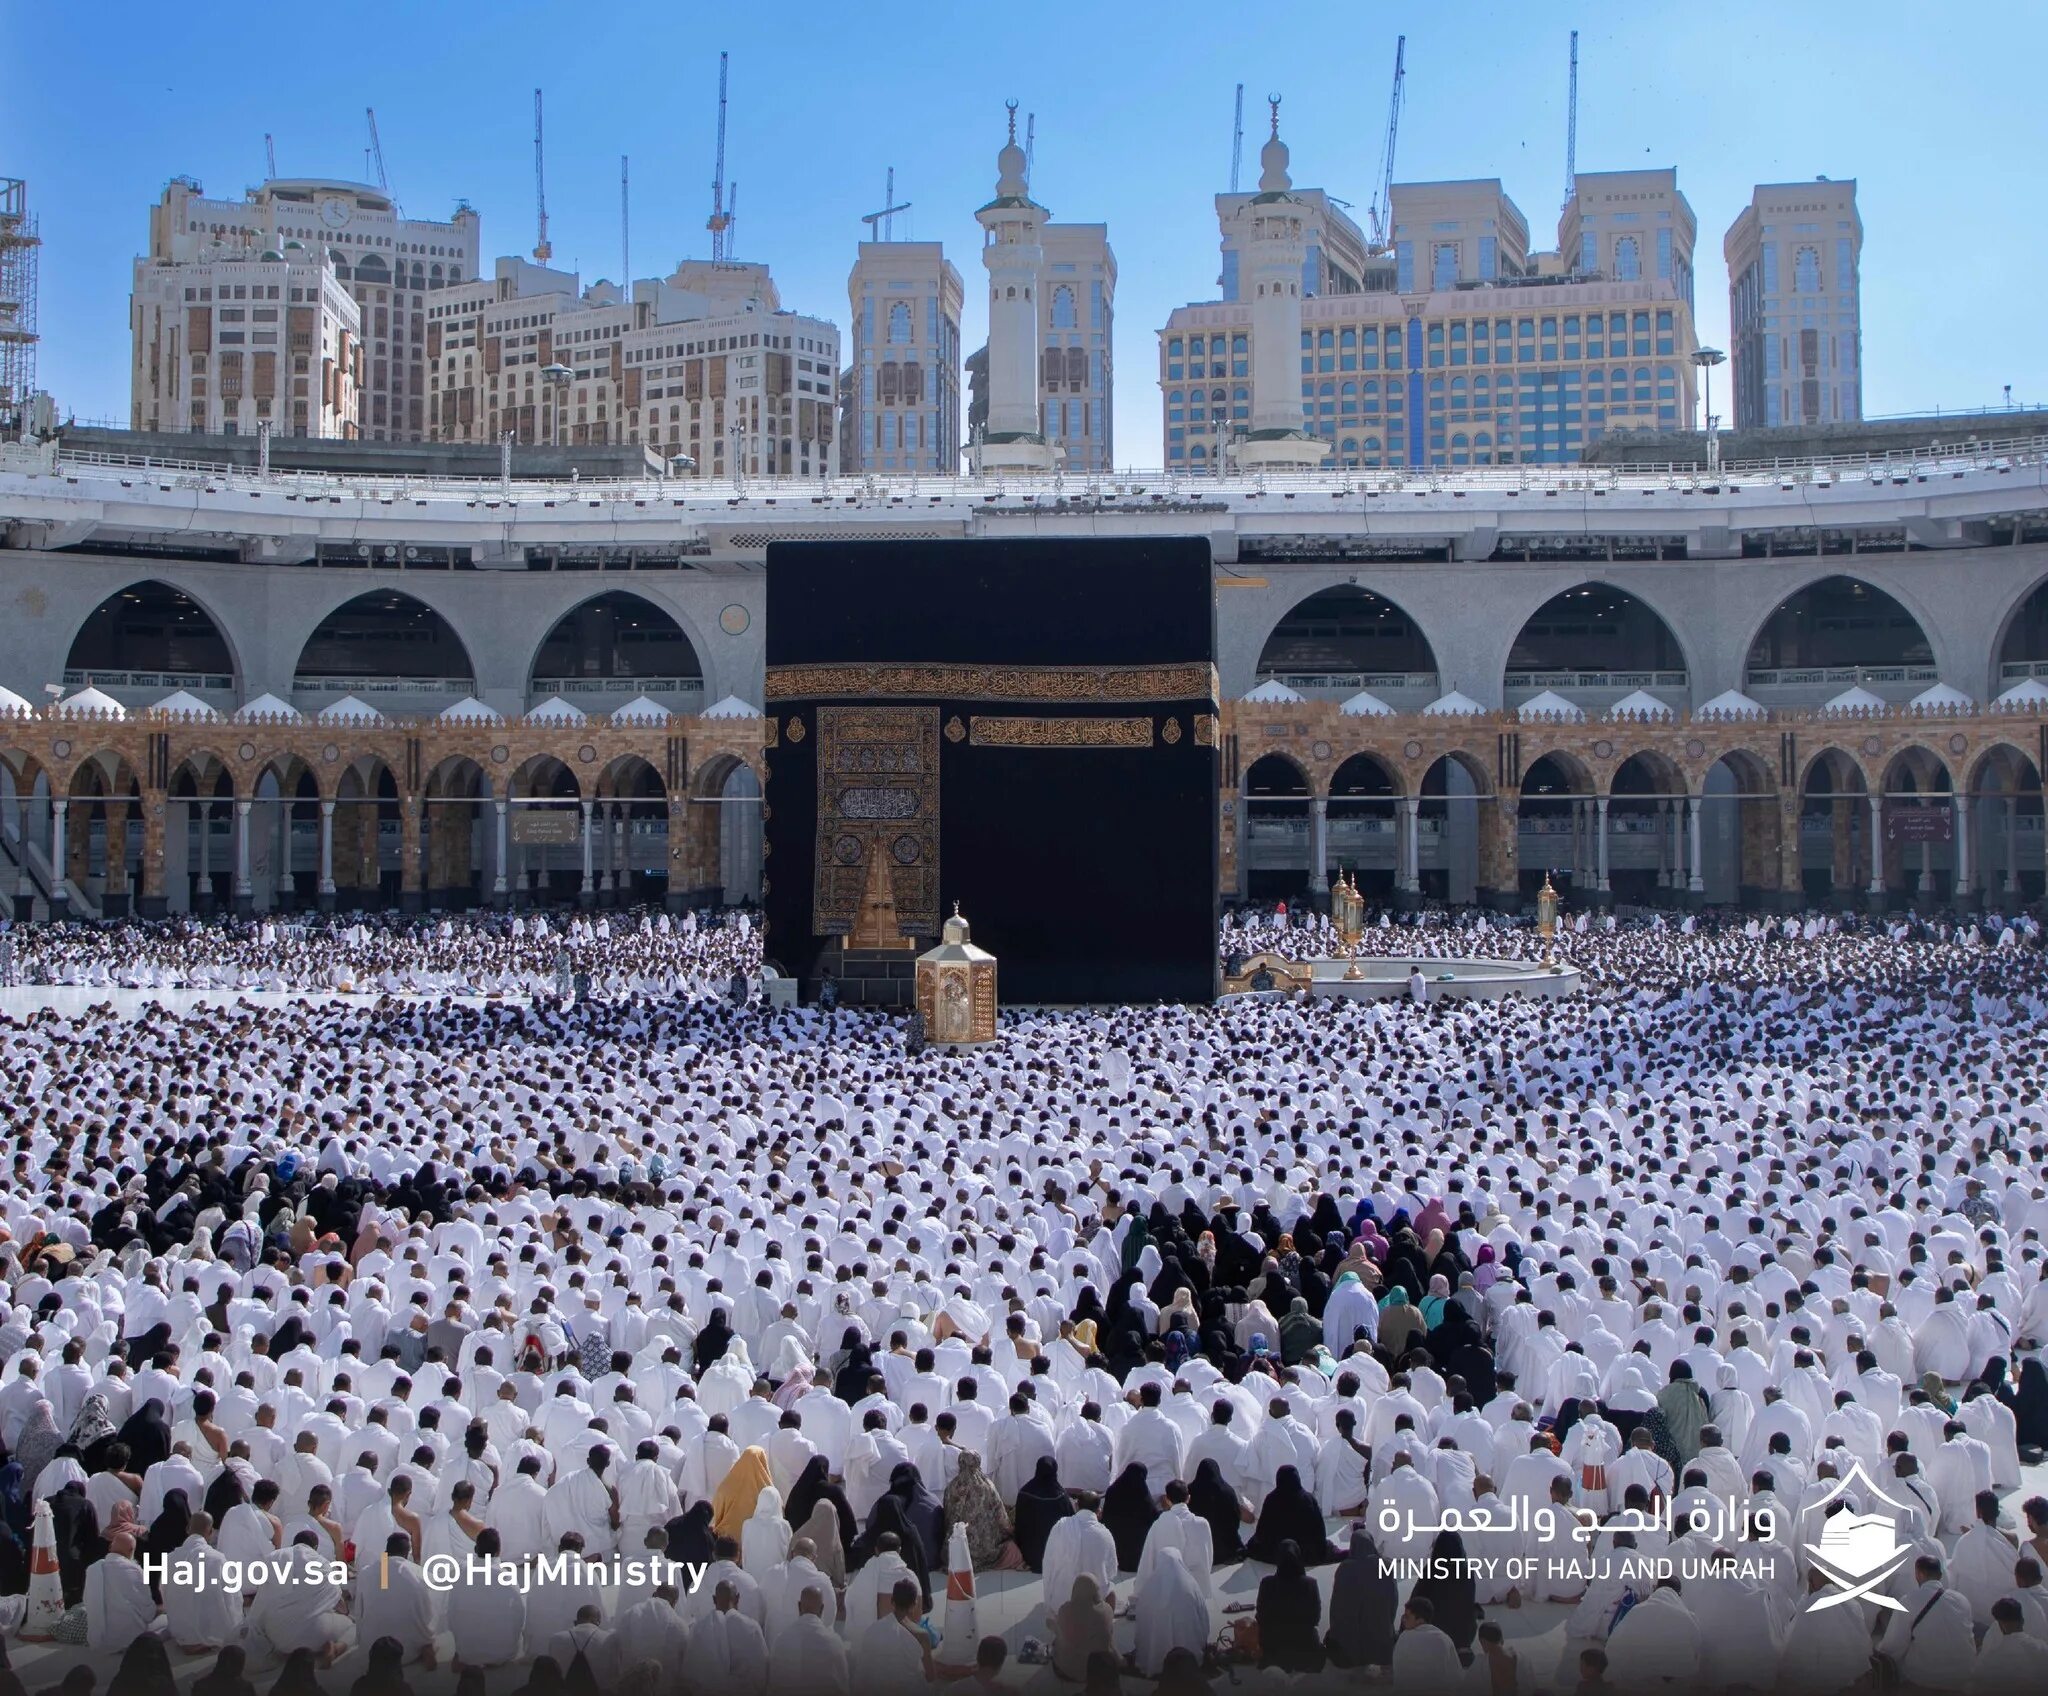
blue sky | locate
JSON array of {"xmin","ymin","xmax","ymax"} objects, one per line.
[{"xmin": 6, "ymin": 0, "xmax": 2042, "ymax": 465}]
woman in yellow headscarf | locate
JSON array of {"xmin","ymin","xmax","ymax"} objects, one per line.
[{"xmin": 711, "ymin": 1445, "xmax": 774, "ymax": 1541}]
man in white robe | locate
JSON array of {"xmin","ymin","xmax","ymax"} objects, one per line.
[
  {"xmin": 688, "ymin": 1579, "xmax": 770, "ymax": 1696},
  {"xmin": 448, "ymin": 1528, "xmax": 526, "ymax": 1671},
  {"xmin": 853, "ymin": 1579, "xmax": 930, "ymax": 1696},
  {"xmin": 492, "ymin": 1459, "xmax": 552, "ymax": 1562},
  {"xmin": 768, "ymin": 1583, "xmax": 851, "ymax": 1696},
  {"xmin": 1953, "ymin": 1490, "xmax": 2024, "ymax": 1629},
  {"xmin": 1603, "ymin": 1580, "xmax": 1703, "ymax": 1689},
  {"xmin": 1976, "ymin": 1598, "xmax": 2048, "ymax": 1692},
  {"xmin": 356, "ymin": 1532, "xmax": 442, "ymax": 1666},
  {"xmin": 545, "ymin": 1443, "xmax": 621, "ymax": 1558},
  {"xmin": 1389, "ymin": 1600, "xmax": 1464, "ymax": 1693},
  {"xmin": 162, "ymin": 1519, "xmax": 240, "ymax": 1651},
  {"xmin": 1879, "ymin": 1558, "xmax": 1978, "ymax": 1693},
  {"xmin": 1040, "ymin": 1496, "xmax": 1118, "ymax": 1621},
  {"xmin": 248, "ymin": 1533, "xmax": 355, "ymax": 1663},
  {"xmin": 613, "ymin": 1583, "xmax": 691, "ymax": 1671},
  {"xmin": 616, "ymin": 1438, "xmax": 682, "ymax": 1556},
  {"xmin": 83, "ymin": 1536, "xmax": 158, "ymax": 1650}
]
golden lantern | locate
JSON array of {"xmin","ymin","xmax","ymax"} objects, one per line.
[
  {"xmin": 915, "ymin": 904, "xmax": 999, "ymax": 1046},
  {"xmin": 1331, "ymin": 869, "xmax": 1365, "ymax": 945},
  {"xmin": 1536, "ymin": 869, "xmax": 1561, "ymax": 942}
]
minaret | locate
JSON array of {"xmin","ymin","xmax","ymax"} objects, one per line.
[
  {"xmin": 974, "ymin": 102, "xmax": 1055, "ymax": 473},
  {"xmin": 1226, "ymin": 99, "xmax": 1331, "ymax": 472}
]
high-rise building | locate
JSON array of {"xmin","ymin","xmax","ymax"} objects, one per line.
[
  {"xmin": 1037, "ymin": 223, "xmax": 1115, "ymax": 473},
  {"xmin": 132, "ymin": 247, "xmax": 361, "ymax": 438},
  {"xmin": 844, "ymin": 242, "xmax": 962, "ymax": 475},
  {"xmin": 426, "ymin": 258, "xmax": 838, "ymax": 478},
  {"xmin": 136, "ymin": 177, "xmax": 480, "ymax": 440},
  {"xmin": 0, "ymin": 178, "xmax": 39, "ymax": 433},
  {"xmin": 1160, "ymin": 153, "xmax": 1699, "ymax": 471},
  {"xmin": 1725, "ymin": 180, "xmax": 1862, "ymax": 430}
]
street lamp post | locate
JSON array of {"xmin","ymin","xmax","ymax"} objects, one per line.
[
  {"xmin": 540, "ymin": 363, "xmax": 573, "ymax": 450},
  {"xmin": 1691, "ymin": 346, "xmax": 1726, "ymax": 475}
]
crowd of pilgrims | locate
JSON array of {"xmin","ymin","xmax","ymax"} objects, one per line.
[
  {"xmin": 0, "ymin": 906, "xmax": 2041, "ymax": 1695},
  {"xmin": 0, "ymin": 911, "xmax": 763, "ymax": 999}
]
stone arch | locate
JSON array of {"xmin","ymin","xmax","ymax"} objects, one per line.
[
  {"xmin": 526, "ymin": 590, "xmax": 706, "ymax": 710},
  {"xmin": 247, "ymin": 753, "xmax": 324, "ymax": 911},
  {"xmin": 1327, "ymin": 751, "xmax": 1401, "ymax": 898},
  {"xmin": 1502, "ymin": 581, "xmax": 1692, "ymax": 706},
  {"xmin": 679, "ymin": 751, "xmax": 762, "ymax": 907},
  {"xmin": 424, "ymin": 755, "xmax": 496, "ymax": 908},
  {"xmin": 1878, "ymin": 747, "xmax": 1956, "ymax": 904},
  {"xmin": 54, "ymin": 753, "xmax": 143, "ymax": 917},
  {"xmin": 507, "ymin": 755, "xmax": 585, "ymax": 905},
  {"xmin": 1697, "ymin": 747, "xmax": 1782, "ymax": 908},
  {"xmin": 1797, "ymin": 747, "xmax": 1874, "ymax": 904},
  {"xmin": 1990, "ymin": 572, "xmax": 2048, "ymax": 696},
  {"xmin": 1742, "ymin": 573, "xmax": 1937, "ymax": 698},
  {"xmin": 1517, "ymin": 751, "xmax": 1596, "ymax": 900},
  {"xmin": 1965, "ymin": 743, "xmax": 2043, "ymax": 902},
  {"xmin": 1242, "ymin": 753, "xmax": 1313, "ymax": 901},
  {"xmin": 291, "ymin": 589, "xmax": 479, "ymax": 705},
  {"xmin": 1252, "ymin": 585, "xmax": 1441, "ymax": 701},
  {"xmin": 593, "ymin": 753, "xmax": 671, "ymax": 907},
  {"xmin": 332, "ymin": 757, "xmax": 401, "ymax": 909},
  {"xmin": 166, "ymin": 751, "xmax": 239, "ymax": 915},
  {"xmin": 63, "ymin": 579, "xmax": 243, "ymax": 703},
  {"xmin": 1605, "ymin": 750, "xmax": 1691, "ymax": 905},
  {"xmin": 1416, "ymin": 750, "xmax": 1494, "ymax": 906}
]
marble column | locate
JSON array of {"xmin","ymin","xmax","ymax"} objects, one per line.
[
  {"xmin": 1596, "ymin": 796, "xmax": 1611, "ymax": 894},
  {"xmin": 49, "ymin": 797, "xmax": 67, "ymax": 920},
  {"xmin": 1308, "ymin": 797, "xmax": 1329, "ymax": 897},
  {"xmin": 1955, "ymin": 795, "xmax": 1972, "ymax": 902},
  {"xmin": 233, "ymin": 799, "xmax": 253, "ymax": 914},
  {"xmin": 1686, "ymin": 797, "xmax": 1704, "ymax": 894},
  {"xmin": 579, "ymin": 800, "xmax": 595, "ymax": 907},
  {"xmin": 1867, "ymin": 795, "xmax": 1886, "ymax": 898},
  {"xmin": 318, "ymin": 800, "xmax": 336, "ymax": 911},
  {"xmin": 494, "ymin": 800, "xmax": 510, "ymax": 904}
]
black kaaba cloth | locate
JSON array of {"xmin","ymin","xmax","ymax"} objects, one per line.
[{"xmin": 763, "ymin": 537, "xmax": 1219, "ymax": 1004}]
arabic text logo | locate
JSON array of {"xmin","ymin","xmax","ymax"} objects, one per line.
[{"xmin": 1801, "ymin": 1460, "xmax": 1911, "ymax": 1613}]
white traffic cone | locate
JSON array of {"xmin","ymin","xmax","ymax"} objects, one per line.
[
  {"xmin": 940, "ymin": 1521, "xmax": 977, "ymax": 1662},
  {"xmin": 21, "ymin": 1496, "xmax": 66, "ymax": 1640}
]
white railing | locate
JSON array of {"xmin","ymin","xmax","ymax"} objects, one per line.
[
  {"xmin": 1264, "ymin": 671, "xmax": 1439, "ymax": 692},
  {"xmin": 63, "ymin": 668, "xmax": 236, "ymax": 692},
  {"xmin": 1505, "ymin": 669, "xmax": 1689, "ymax": 691},
  {"xmin": 1746, "ymin": 665, "xmax": 1941, "ymax": 688},
  {"xmin": 12, "ymin": 429, "xmax": 2048, "ymax": 510},
  {"xmin": 1999, "ymin": 660, "xmax": 2048, "ymax": 681},
  {"xmin": 529, "ymin": 677, "xmax": 705, "ymax": 699},
  {"xmin": 292, "ymin": 675, "xmax": 476, "ymax": 696}
]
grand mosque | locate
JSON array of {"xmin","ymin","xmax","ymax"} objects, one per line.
[{"xmin": 3, "ymin": 120, "xmax": 2046, "ymax": 928}]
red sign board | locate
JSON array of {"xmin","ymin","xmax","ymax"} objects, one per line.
[{"xmin": 1884, "ymin": 806, "xmax": 1952, "ymax": 844}]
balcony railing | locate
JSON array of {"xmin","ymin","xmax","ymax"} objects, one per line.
[
  {"xmin": 1262, "ymin": 671, "xmax": 1439, "ymax": 692},
  {"xmin": 1745, "ymin": 665, "xmax": 1940, "ymax": 688},
  {"xmin": 63, "ymin": 668, "xmax": 236, "ymax": 692},
  {"xmin": 293, "ymin": 675, "xmax": 476, "ymax": 695},
  {"xmin": 1505, "ymin": 669, "xmax": 1688, "ymax": 691},
  {"xmin": 2000, "ymin": 660, "xmax": 2048, "ymax": 681},
  {"xmin": 528, "ymin": 677, "xmax": 706, "ymax": 698}
]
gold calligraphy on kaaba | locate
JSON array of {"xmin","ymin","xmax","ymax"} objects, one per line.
[
  {"xmin": 813, "ymin": 706, "xmax": 940, "ymax": 939},
  {"xmin": 968, "ymin": 716, "xmax": 1154, "ymax": 749},
  {"xmin": 766, "ymin": 661, "xmax": 1217, "ymax": 705}
]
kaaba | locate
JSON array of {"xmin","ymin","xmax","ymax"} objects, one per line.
[{"xmin": 763, "ymin": 537, "xmax": 1219, "ymax": 1005}]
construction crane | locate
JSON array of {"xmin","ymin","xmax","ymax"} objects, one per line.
[
  {"xmin": 861, "ymin": 167, "xmax": 910, "ymax": 242},
  {"xmin": 1024, "ymin": 113, "xmax": 1035, "ymax": 193},
  {"xmin": 1563, "ymin": 29, "xmax": 1580, "ymax": 215},
  {"xmin": 532, "ymin": 90, "xmax": 551, "ymax": 262},
  {"xmin": 620, "ymin": 156, "xmax": 630, "ymax": 285},
  {"xmin": 264, "ymin": 134, "xmax": 276, "ymax": 178},
  {"xmin": 365, "ymin": 109, "xmax": 388, "ymax": 192},
  {"xmin": 1368, "ymin": 35, "xmax": 1406, "ymax": 252},
  {"xmin": 1229, "ymin": 84, "xmax": 1245, "ymax": 194},
  {"xmin": 707, "ymin": 51, "xmax": 735, "ymax": 263}
]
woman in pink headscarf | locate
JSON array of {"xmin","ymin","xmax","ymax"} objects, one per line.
[{"xmin": 1470, "ymin": 1243, "xmax": 1500, "ymax": 1293}]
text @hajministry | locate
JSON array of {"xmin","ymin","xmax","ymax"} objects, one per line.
[{"xmin": 138, "ymin": 1555, "xmax": 714, "ymax": 1596}]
